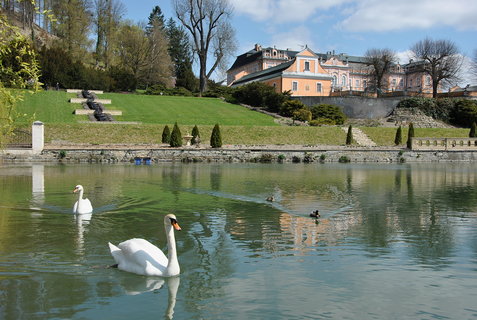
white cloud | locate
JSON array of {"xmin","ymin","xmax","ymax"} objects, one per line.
[
  {"xmin": 339, "ymin": 0, "xmax": 477, "ymax": 32},
  {"xmin": 270, "ymin": 26, "xmax": 317, "ymax": 51},
  {"xmin": 230, "ymin": 0, "xmax": 350, "ymax": 23},
  {"xmin": 395, "ymin": 50, "xmax": 414, "ymax": 64}
]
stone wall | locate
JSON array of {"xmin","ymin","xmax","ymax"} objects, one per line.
[
  {"xmin": 294, "ymin": 96, "xmax": 403, "ymax": 119},
  {"xmin": 3, "ymin": 147, "xmax": 477, "ymax": 163}
]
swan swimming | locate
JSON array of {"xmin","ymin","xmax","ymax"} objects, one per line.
[
  {"xmin": 108, "ymin": 213, "xmax": 182, "ymax": 277},
  {"xmin": 73, "ymin": 185, "xmax": 93, "ymax": 214}
]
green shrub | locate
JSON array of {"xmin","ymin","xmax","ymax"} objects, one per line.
[
  {"xmin": 394, "ymin": 126, "xmax": 402, "ymax": 145},
  {"xmin": 339, "ymin": 155, "xmax": 350, "ymax": 163},
  {"xmin": 191, "ymin": 125, "xmax": 200, "ymax": 144},
  {"xmin": 319, "ymin": 154, "xmax": 326, "ymax": 162},
  {"xmin": 292, "ymin": 108, "xmax": 312, "ymax": 122},
  {"xmin": 346, "ymin": 125, "xmax": 353, "ymax": 145},
  {"xmin": 162, "ymin": 125, "xmax": 171, "ymax": 143},
  {"xmin": 280, "ymin": 100, "xmax": 306, "ymax": 117},
  {"xmin": 292, "ymin": 156, "xmax": 301, "ymax": 163},
  {"xmin": 170, "ymin": 122, "xmax": 182, "ymax": 147},
  {"xmin": 310, "ymin": 104, "xmax": 346, "ymax": 125},
  {"xmin": 210, "ymin": 123, "xmax": 222, "ymax": 148},
  {"xmin": 277, "ymin": 154, "xmax": 285, "ymax": 163},
  {"xmin": 309, "ymin": 118, "xmax": 335, "ymax": 126},
  {"xmin": 406, "ymin": 122, "xmax": 415, "ymax": 149},
  {"xmin": 259, "ymin": 153, "xmax": 273, "ymax": 163},
  {"xmin": 303, "ymin": 152, "xmax": 313, "ymax": 163},
  {"xmin": 450, "ymin": 100, "xmax": 477, "ymax": 127}
]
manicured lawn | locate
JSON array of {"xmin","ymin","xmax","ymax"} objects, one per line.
[
  {"xmin": 44, "ymin": 123, "xmax": 347, "ymax": 145},
  {"xmin": 15, "ymin": 90, "xmax": 278, "ymax": 126},
  {"xmin": 361, "ymin": 127, "xmax": 470, "ymax": 146}
]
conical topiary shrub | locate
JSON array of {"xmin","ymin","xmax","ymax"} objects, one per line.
[
  {"xmin": 406, "ymin": 122, "xmax": 415, "ymax": 149},
  {"xmin": 191, "ymin": 125, "xmax": 200, "ymax": 145},
  {"xmin": 170, "ymin": 122, "xmax": 182, "ymax": 147},
  {"xmin": 469, "ymin": 122, "xmax": 476, "ymax": 138},
  {"xmin": 210, "ymin": 123, "xmax": 222, "ymax": 148},
  {"xmin": 162, "ymin": 125, "xmax": 171, "ymax": 144},
  {"xmin": 346, "ymin": 125, "xmax": 353, "ymax": 145},
  {"xmin": 394, "ymin": 126, "xmax": 402, "ymax": 145}
]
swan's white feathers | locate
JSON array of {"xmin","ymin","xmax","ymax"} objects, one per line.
[{"xmin": 109, "ymin": 238, "xmax": 169, "ymax": 276}]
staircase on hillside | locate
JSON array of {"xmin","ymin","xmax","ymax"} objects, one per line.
[{"xmin": 342, "ymin": 127, "xmax": 377, "ymax": 147}]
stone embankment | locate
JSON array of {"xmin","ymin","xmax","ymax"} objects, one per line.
[{"xmin": 2, "ymin": 144, "xmax": 477, "ymax": 163}]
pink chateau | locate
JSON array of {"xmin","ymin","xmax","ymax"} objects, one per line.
[{"xmin": 227, "ymin": 44, "xmax": 434, "ymax": 97}]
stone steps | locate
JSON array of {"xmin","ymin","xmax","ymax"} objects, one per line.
[{"xmin": 342, "ymin": 126, "xmax": 377, "ymax": 146}]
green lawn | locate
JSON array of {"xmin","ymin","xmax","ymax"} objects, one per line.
[
  {"xmin": 11, "ymin": 90, "xmax": 473, "ymax": 146},
  {"xmin": 44, "ymin": 123, "xmax": 347, "ymax": 145},
  {"xmin": 15, "ymin": 90, "xmax": 278, "ymax": 126},
  {"xmin": 361, "ymin": 127, "xmax": 470, "ymax": 146}
]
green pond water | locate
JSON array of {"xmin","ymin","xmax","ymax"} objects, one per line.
[{"xmin": 1, "ymin": 162, "xmax": 477, "ymax": 319}]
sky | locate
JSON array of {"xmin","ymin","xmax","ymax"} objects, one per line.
[{"xmin": 123, "ymin": 0, "xmax": 477, "ymax": 84}]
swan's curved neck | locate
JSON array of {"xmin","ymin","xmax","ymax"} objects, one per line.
[
  {"xmin": 165, "ymin": 224, "xmax": 179, "ymax": 274},
  {"xmin": 77, "ymin": 189, "xmax": 84, "ymax": 200}
]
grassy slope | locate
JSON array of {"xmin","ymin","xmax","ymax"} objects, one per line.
[{"xmin": 13, "ymin": 90, "xmax": 471, "ymax": 146}]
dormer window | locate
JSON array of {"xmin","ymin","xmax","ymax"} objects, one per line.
[{"xmin": 304, "ymin": 61, "xmax": 310, "ymax": 71}]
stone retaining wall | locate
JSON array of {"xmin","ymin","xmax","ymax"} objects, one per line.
[{"xmin": 3, "ymin": 147, "xmax": 477, "ymax": 163}]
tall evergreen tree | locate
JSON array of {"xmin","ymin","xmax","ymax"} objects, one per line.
[
  {"xmin": 170, "ymin": 122, "xmax": 182, "ymax": 147},
  {"xmin": 191, "ymin": 125, "xmax": 200, "ymax": 145},
  {"xmin": 346, "ymin": 125, "xmax": 353, "ymax": 145},
  {"xmin": 210, "ymin": 123, "xmax": 222, "ymax": 148},
  {"xmin": 469, "ymin": 122, "xmax": 476, "ymax": 138},
  {"xmin": 162, "ymin": 125, "xmax": 171, "ymax": 143},
  {"xmin": 407, "ymin": 122, "xmax": 415, "ymax": 149},
  {"xmin": 166, "ymin": 18, "xmax": 196, "ymax": 91},
  {"xmin": 394, "ymin": 126, "xmax": 402, "ymax": 145},
  {"xmin": 147, "ymin": 5, "xmax": 165, "ymax": 33}
]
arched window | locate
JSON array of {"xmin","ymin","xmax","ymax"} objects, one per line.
[
  {"xmin": 332, "ymin": 75, "xmax": 337, "ymax": 86},
  {"xmin": 341, "ymin": 75, "xmax": 347, "ymax": 86}
]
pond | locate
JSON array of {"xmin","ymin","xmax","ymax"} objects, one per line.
[{"xmin": 1, "ymin": 162, "xmax": 477, "ymax": 319}]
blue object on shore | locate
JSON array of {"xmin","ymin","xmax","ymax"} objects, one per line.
[
  {"xmin": 144, "ymin": 158, "xmax": 151, "ymax": 165},
  {"xmin": 134, "ymin": 158, "xmax": 142, "ymax": 165}
]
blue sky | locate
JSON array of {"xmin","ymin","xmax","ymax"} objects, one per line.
[{"xmin": 123, "ymin": 0, "xmax": 477, "ymax": 84}]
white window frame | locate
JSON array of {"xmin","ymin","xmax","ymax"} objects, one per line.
[
  {"xmin": 316, "ymin": 82, "xmax": 322, "ymax": 93},
  {"xmin": 292, "ymin": 81, "xmax": 298, "ymax": 91},
  {"xmin": 304, "ymin": 61, "xmax": 310, "ymax": 71}
]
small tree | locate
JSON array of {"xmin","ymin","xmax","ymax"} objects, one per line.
[
  {"xmin": 292, "ymin": 108, "xmax": 312, "ymax": 122},
  {"xmin": 407, "ymin": 122, "xmax": 415, "ymax": 149},
  {"xmin": 162, "ymin": 125, "xmax": 171, "ymax": 143},
  {"xmin": 191, "ymin": 125, "xmax": 200, "ymax": 144},
  {"xmin": 210, "ymin": 123, "xmax": 222, "ymax": 148},
  {"xmin": 346, "ymin": 125, "xmax": 353, "ymax": 145},
  {"xmin": 170, "ymin": 122, "xmax": 182, "ymax": 147},
  {"xmin": 394, "ymin": 126, "xmax": 402, "ymax": 145},
  {"xmin": 470, "ymin": 122, "xmax": 477, "ymax": 138}
]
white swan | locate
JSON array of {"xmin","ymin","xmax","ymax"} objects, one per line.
[
  {"xmin": 73, "ymin": 185, "xmax": 93, "ymax": 214},
  {"xmin": 108, "ymin": 214, "xmax": 182, "ymax": 277}
]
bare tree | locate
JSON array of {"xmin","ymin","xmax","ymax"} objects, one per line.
[
  {"xmin": 173, "ymin": 0, "xmax": 236, "ymax": 94},
  {"xmin": 410, "ymin": 38, "xmax": 463, "ymax": 98},
  {"xmin": 364, "ymin": 48, "xmax": 397, "ymax": 95},
  {"xmin": 471, "ymin": 49, "xmax": 477, "ymax": 82}
]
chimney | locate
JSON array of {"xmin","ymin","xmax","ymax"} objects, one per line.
[{"xmin": 254, "ymin": 44, "xmax": 262, "ymax": 51}]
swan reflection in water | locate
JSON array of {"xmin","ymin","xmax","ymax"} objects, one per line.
[
  {"xmin": 121, "ymin": 276, "xmax": 180, "ymax": 319},
  {"xmin": 75, "ymin": 212, "xmax": 92, "ymax": 255}
]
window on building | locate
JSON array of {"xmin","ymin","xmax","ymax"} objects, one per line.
[
  {"xmin": 304, "ymin": 61, "xmax": 310, "ymax": 71},
  {"xmin": 426, "ymin": 76, "xmax": 431, "ymax": 85},
  {"xmin": 356, "ymin": 79, "xmax": 360, "ymax": 88},
  {"xmin": 363, "ymin": 80, "xmax": 367, "ymax": 88},
  {"xmin": 332, "ymin": 75, "xmax": 337, "ymax": 87},
  {"xmin": 392, "ymin": 79, "xmax": 397, "ymax": 86},
  {"xmin": 410, "ymin": 79, "xmax": 413, "ymax": 87},
  {"xmin": 292, "ymin": 81, "xmax": 298, "ymax": 91},
  {"xmin": 305, "ymin": 85, "xmax": 310, "ymax": 91},
  {"xmin": 317, "ymin": 83, "xmax": 322, "ymax": 93},
  {"xmin": 342, "ymin": 75, "xmax": 347, "ymax": 87},
  {"xmin": 399, "ymin": 79, "xmax": 403, "ymax": 87}
]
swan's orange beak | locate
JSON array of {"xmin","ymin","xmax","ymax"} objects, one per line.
[
  {"xmin": 172, "ymin": 221, "xmax": 181, "ymax": 231},
  {"xmin": 73, "ymin": 187, "xmax": 79, "ymax": 193}
]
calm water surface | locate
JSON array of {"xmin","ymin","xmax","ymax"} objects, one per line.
[{"xmin": 1, "ymin": 163, "xmax": 477, "ymax": 319}]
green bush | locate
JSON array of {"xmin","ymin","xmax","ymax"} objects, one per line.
[
  {"xmin": 450, "ymin": 100, "xmax": 477, "ymax": 127},
  {"xmin": 210, "ymin": 123, "xmax": 222, "ymax": 148},
  {"xmin": 280, "ymin": 100, "xmax": 306, "ymax": 117},
  {"xmin": 191, "ymin": 125, "xmax": 200, "ymax": 144},
  {"xmin": 162, "ymin": 125, "xmax": 171, "ymax": 143},
  {"xmin": 232, "ymin": 82, "xmax": 290, "ymax": 112},
  {"xmin": 339, "ymin": 155, "xmax": 350, "ymax": 163},
  {"xmin": 310, "ymin": 104, "xmax": 346, "ymax": 125},
  {"xmin": 406, "ymin": 122, "xmax": 415, "ymax": 149},
  {"xmin": 397, "ymin": 97, "xmax": 457, "ymax": 123},
  {"xmin": 346, "ymin": 125, "xmax": 353, "ymax": 145},
  {"xmin": 292, "ymin": 108, "xmax": 312, "ymax": 122},
  {"xmin": 470, "ymin": 122, "xmax": 477, "ymax": 137},
  {"xmin": 170, "ymin": 122, "xmax": 182, "ymax": 147},
  {"xmin": 394, "ymin": 126, "xmax": 402, "ymax": 145},
  {"xmin": 309, "ymin": 118, "xmax": 335, "ymax": 126}
]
